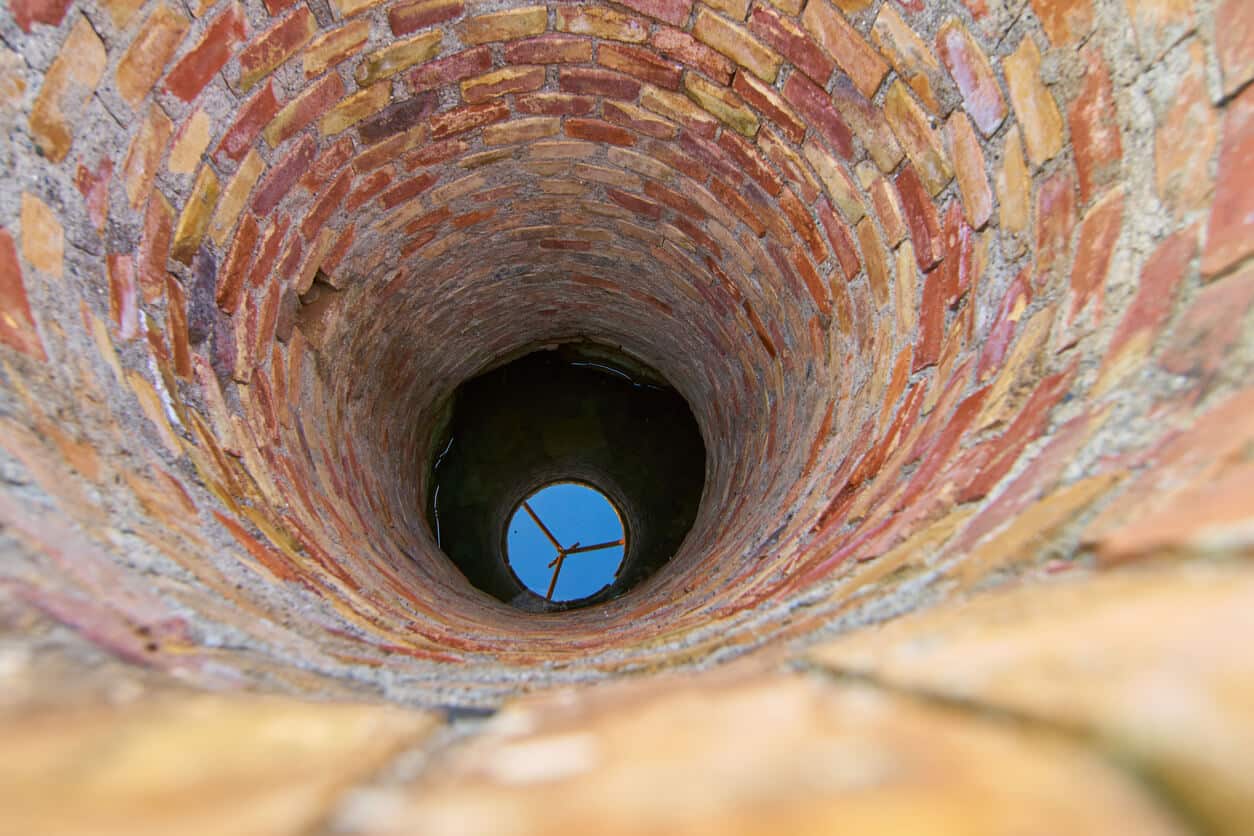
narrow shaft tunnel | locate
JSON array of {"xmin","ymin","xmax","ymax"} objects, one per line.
[{"xmin": 0, "ymin": 0, "xmax": 1253, "ymax": 831}]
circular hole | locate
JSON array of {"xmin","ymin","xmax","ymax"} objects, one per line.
[{"xmin": 505, "ymin": 482, "xmax": 627, "ymax": 603}]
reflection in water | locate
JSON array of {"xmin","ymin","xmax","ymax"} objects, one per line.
[{"xmin": 507, "ymin": 483, "xmax": 626, "ymax": 602}]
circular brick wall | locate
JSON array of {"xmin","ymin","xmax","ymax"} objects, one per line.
[{"xmin": 0, "ymin": 0, "xmax": 1249, "ymax": 705}]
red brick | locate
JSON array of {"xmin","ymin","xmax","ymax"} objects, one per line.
[
  {"xmin": 978, "ymin": 268, "xmax": 1031, "ymax": 380},
  {"xmin": 451, "ymin": 208, "xmax": 495, "ymax": 229},
  {"xmin": 710, "ymin": 178, "xmax": 768, "ymax": 236},
  {"xmin": 462, "ymin": 66, "xmax": 546, "ymax": 104},
  {"xmin": 1203, "ymin": 84, "xmax": 1254, "ymax": 277},
  {"xmin": 107, "ymin": 253, "xmax": 140, "ymax": 340},
  {"xmin": 115, "ymin": 4, "xmax": 190, "ymax": 106},
  {"xmin": 914, "ymin": 268, "xmax": 946, "ymax": 371},
  {"xmin": 1154, "ymin": 42, "xmax": 1217, "ymax": 214},
  {"xmin": 828, "ymin": 75, "xmax": 904, "ymax": 173},
  {"xmin": 558, "ymin": 67, "xmax": 642, "ymax": 100},
  {"xmin": 381, "ymin": 173, "xmax": 438, "ymax": 208},
  {"xmin": 402, "ymin": 137, "xmax": 470, "ymax": 169},
  {"xmin": 0, "ymin": 229, "xmax": 45, "ymax": 360},
  {"xmin": 516, "ymin": 93, "xmax": 595, "ymax": 116},
  {"xmin": 603, "ymin": 101, "xmax": 677, "ymax": 139},
  {"xmin": 599, "ymin": 43, "xmax": 684, "ymax": 90},
  {"xmin": 782, "ymin": 72, "xmax": 854, "ymax": 159},
  {"xmin": 389, "ymin": 0, "xmax": 463, "ymax": 35},
  {"xmin": 252, "ymin": 134, "xmax": 315, "ymax": 215},
  {"xmin": 718, "ymin": 130, "xmax": 782, "ymax": 196},
  {"xmin": 748, "ymin": 7, "xmax": 835, "ymax": 84},
  {"xmin": 1033, "ymin": 168, "xmax": 1076, "ymax": 285},
  {"xmin": 732, "ymin": 72, "xmax": 805, "ymax": 143},
  {"xmin": 299, "ymin": 136, "xmax": 355, "ymax": 194},
  {"xmin": 895, "ymin": 164, "xmax": 943, "ymax": 269},
  {"xmin": 300, "ymin": 170, "xmax": 353, "ymax": 239},
  {"xmin": 1106, "ymin": 224, "xmax": 1196, "ymax": 364},
  {"xmin": 1067, "ymin": 46, "xmax": 1122, "ymax": 206},
  {"xmin": 1068, "ymin": 188, "xmax": 1124, "ymax": 321},
  {"xmin": 10, "ymin": 0, "xmax": 71, "ymax": 32},
  {"xmin": 263, "ymin": 0, "xmax": 300, "ymax": 13},
  {"xmin": 75, "ymin": 158, "xmax": 112, "ymax": 235},
  {"xmin": 165, "ymin": 274, "xmax": 192, "ymax": 379},
  {"xmin": 238, "ymin": 7, "xmax": 314, "ymax": 91},
  {"xmin": 935, "ymin": 18, "xmax": 1006, "ymax": 137},
  {"xmin": 217, "ymin": 214, "xmax": 257, "ymax": 313},
  {"xmin": 139, "ymin": 193, "xmax": 175, "ymax": 304},
  {"xmin": 213, "ymin": 81, "xmax": 280, "ymax": 166},
  {"xmin": 615, "ymin": 0, "xmax": 691, "ymax": 26},
  {"xmin": 801, "ymin": 0, "xmax": 888, "ymax": 99},
  {"xmin": 247, "ymin": 216, "xmax": 289, "ymax": 290},
  {"xmin": 676, "ymin": 132, "xmax": 741, "ymax": 181},
  {"xmin": 651, "ymin": 27, "xmax": 735, "ymax": 85},
  {"xmin": 408, "ymin": 47, "xmax": 492, "ymax": 91},
  {"xmin": 163, "ymin": 4, "xmax": 247, "ymax": 102},
  {"xmin": 503, "ymin": 34, "xmax": 593, "ymax": 64},
  {"xmin": 1161, "ymin": 262, "xmax": 1254, "ymax": 380},
  {"xmin": 565, "ymin": 118, "xmax": 636, "ymax": 146},
  {"xmin": 430, "ymin": 101, "xmax": 510, "ymax": 139},
  {"xmin": 817, "ymin": 198, "xmax": 859, "ymax": 280},
  {"xmin": 606, "ymin": 188, "xmax": 663, "ymax": 220}
]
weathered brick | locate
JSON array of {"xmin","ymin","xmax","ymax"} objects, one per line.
[
  {"xmin": 1125, "ymin": 0, "xmax": 1193, "ymax": 62},
  {"xmin": 817, "ymin": 198, "xmax": 860, "ymax": 279},
  {"xmin": 213, "ymin": 82, "xmax": 280, "ymax": 167},
  {"xmin": 217, "ymin": 214, "xmax": 257, "ymax": 313},
  {"xmin": 356, "ymin": 30, "xmax": 443, "ymax": 87},
  {"xmin": 389, "ymin": 0, "xmax": 463, "ymax": 35},
  {"xmin": 872, "ymin": 5, "xmax": 950, "ymax": 114},
  {"xmin": 28, "ymin": 16, "xmax": 106, "ymax": 163},
  {"xmin": 556, "ymin": 5, "xmax": 648, "ymax": 42},
  {"xmin": 1028, "ymin": 0, "xmax": 1094, "ymax": 45},
  {"xmin": 935, "ymin": 18, "xmax": 1006, "ymax": 137},
  {"xmin": 253, "ymin": 135, "xmax": 316, "ymax": 214},
  {"xmin": 651, "ymin": 27, "xmax": 736, "ymax": 85},
  {"xmin": 239, "ymin": 7, "xmax": 314, "ymax": 91},
  {"xmin": 829, "ymin": 75, "xmax": 904, "ymax": 173},
  {"xmin": 484, "ymin": 116, "xmax": 561, "ymax": 145},
  {"xmin": 559, "ymin": 67, "xmax": 642, "ymax": 100},
  {"xmin": 10, "ymin": 0, "xmax": 71, "ymax": 32},
  {"xmin": 1069, "ymin": 188, "xmax": 1123, "ymax": 320},
  {"xmin": 603, "ymin": 100, "xmax": 678, "ymax": 139},
  {"xmin": 1068, "ymin": 46, "xmax": 1122, "ymax": 205},
  {"xmin": 693, "ymin": 9, "xmax": 783, "ymax": 83},
  {"xmin": 896, "ymin": 163, "xmax": 943, "ymax": 269},
  {"xmin": 720, "ymin": 129, "xmax": 783, "ymax": 195},
  {"xmin": 615, "ymin": 0, "xmax": 691, "ymax": 26},
  {"xmin": 122, "ymin": 106, "xmax": 174, "ymax": 209},
  {"xmin": 867, "ymin": 174, "xmax": 907, "ymax": 246},
  {"xmin": 210, "ymin": 149, "xmax": 265, "ymax": 245},
  {"xmin": 884, "ymin": 81, "xmax": 953, "ymax": 196},
  {"xmin": 997, "ymin": 125, "xmax": 1031, "ymax": 237},
  {"xmin": 164, "ymin": 274, "xmax": 192, "ymax": 379},
  {"xmin": 0, "ymin": 230, "xmax": 45, "ymax": 360},
  {"xmin": 760, "ymin": 127, "xmax": 821, "ymax": 202},
  {"xmin": 748, "ymin": 6, "xmax": 835, "ymax": 84},
  {"xmin": 457, "ymin": 7, "xmax": 548, "ymax": 45},
  {"xmin": 1033, "ymin": 168, "xmax": 1076, "ymax": 283},
  {"xmin": 106, "ymin": 253, "xmax": 140, "ymax": 340},
  {"xmin": 732, "ymin": 72, "xmax": 805, "ymax": 143},
  {"xmin": 138, "ymin": 193, "xmax": 174, "ymax": 302},
  {"xmin": 115, "ymin": 4, "xmax": 189, "ymax": 106},
  {"xmin": 565, "ymin": 118, "xmax": 636, "ymax": 146},
  {"xmin": 1202, "ymin": 84, "xmax": 1254, "ymax": 277},
  {"xmin": 1216, "ymin": 0, "xmax": 1254, "ymax": 97},
  {"xmin": 430, "ymin": 101, "xmax": 510, "ymax": 138},
  {"xmin": 171, "ymin": 165, "xmax": 221, "ymax": 264},
  {"xmin": 856, "ymin": 217, "xmax": 891, "ymax": 306},
  {"xmin": 163, "ymin": 4, "xmax": 247, "ymax": 102},
  {"xmin": 1003, "ymin": 37, "xmax": 1064, "ymax": 166},
  {"xmin": 169, "ymin": 109, "xmax": 212, "ymax": 174},
  {"xmin": 300, "ymin": 170, "xmax": 353, "ymax": 239},
  {"xmin": 783, "ymin": 72, "xmax": 854, "ymax": 159},
  {"xmin": 358, "ymin": 94, "xmax": 436, "ymax": 144},
  {"xmin": 684, "ymin": 74, "xmax": 759, "ymax": 138},
  {"xmin": 19, "ymin": 193, "xmax": 62, "ymax": 278},
  {"xmin": 946, "ymin": 110, "xmax": 993, "ymax": 229},
  {"xmin": 75, "ymin": 157, "xmax": 112, "ymax": 235},
  {"xmin": 1154, "ymin": 42, "xmax": 1218, "ymax": 215},
  {"xmin": 303, "ymin": 20, "xmax": 369, "ymax": 79},
  {"xmin": 265, "ymin": 73, "xmax": 344, "ymax": 149},
  {"xmin": 504, "ymin": 34, "xmax": 592, "ymax": 64},
  {"xmin": 320, "ymin": 83, "xmax": 392, "ymax": 135},
  {"xmin": 801, "ymin": 0, "xmax": 888, "ymax": 99},
  {"xmin": 409, "ymin": 47, "xmax": 493, "ymax": 90},
  {"xmin": 516, "ymin": 92, "xmax": 595, "ymax": 116},
  {"xmin": 599, "ymin": 43, "xmax": 684, "ymax": 90},
  {"xmin": 804, "ymin": 140, "xmax": 863, "ymax": 221},
  {"xmin": 380, "ymin": 173, "xmax": 437, "ymax": 208},
  {"xmin": 1104, "ymin": 223, "xmax": 1195, "ymax": 377},
  {"xmin": 462, "ymin": 66, "xmax": 545, "ymax": 104}
]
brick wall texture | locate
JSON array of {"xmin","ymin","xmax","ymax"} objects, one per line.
[{"xmin": 0, "ymin": 0, "xmax": 1251, "ymax": 832}]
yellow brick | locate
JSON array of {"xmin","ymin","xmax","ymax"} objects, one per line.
[
  {"xmin": 20, "ymin": 193, "xmax": 63, "ymax": 278},
  {"xmin": 683, "ymin": 73, "xmax": 759, "ymax": 137},
  {"xmin": 692, "ymin": 9, "xmax": 782, "ymax": 83},
  {"xmin": 29, "ymin": 16, "xmax": 107, "ymax": 163},
  {"xmin": 319, "ymin": 83, "xmax": 392, "ymax": 136},
  {"xmin": 883, "ymin": 80, "xmax": 953, "ymax": 196},
  {"xmin": 354, "ymin": 30, "xmax": 443, "ymax": 86},
  {"xmin": 1003, "ymin": 36, "xmax": 1064, "ymax": 166},
  {"xmin": 483, "ymin": 117, "xmax": 561, "ymax": 145},
  {"xmin": 169, "ymin": 108, "xmax": 212, "ymax": 174},
  {"xmin": 457, "ymin": 6, "xmax": 547, "ymax": 45},
  {"xmin": 209, "ymin": 150, "xmax": 265, "ymax": 246},
  {"xmin": 329, "ymin": 0, "xmax": 388, "ymax": 17},
  {"xmin": 115, "ymin": 4, "xmax": 189, "ymax": 106},
  {"xmin": 640, "ymin": 86, "xmax": 720, "ymax": 136},
  {"xmin": 123, "ymin": 106, "xmax": 174, "ymax": 209},
  {"xmin": 171, "ymin": 165, "xmax": 221, "ymax": 264},
  {"xmin": 804, "ymin": 140, "xmax": 865, "ymax": 222},
  {"xmin": 303, "ymin": 19, "xmax": 369, "ymax": 78}
]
